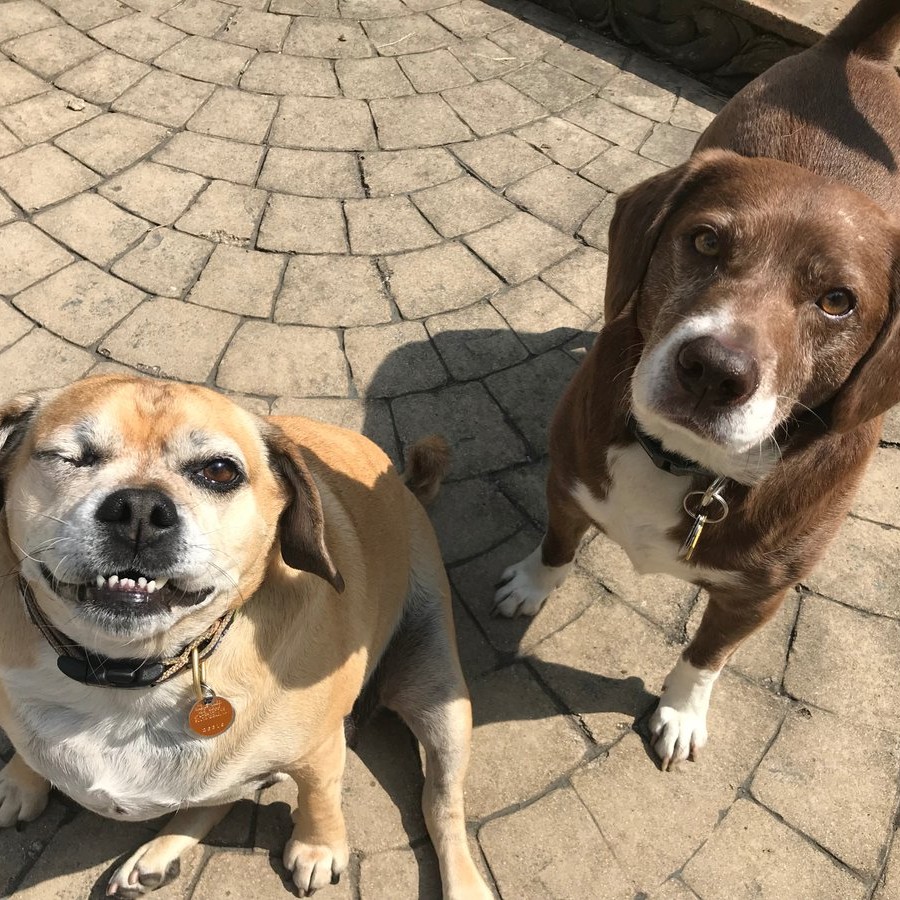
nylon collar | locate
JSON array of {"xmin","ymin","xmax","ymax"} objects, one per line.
[
  {"xmin": 19, "ymin": 577, "xmax": 235, "ymax": 689},
  {"xmin": 626, "ymin": 415, "xmax": 716, "ymax": 478}
]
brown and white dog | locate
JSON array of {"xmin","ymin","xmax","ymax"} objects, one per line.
[
  {"xmin": 495, "ymin": 0, "xmax": 900, "ymax": 769},
  {"xmin": 0, "ymin": 375, "xmax": 491, "ymax": 899}
]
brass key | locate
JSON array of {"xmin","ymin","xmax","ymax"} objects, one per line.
[{"xmin": 680, "ymin": 476, "xmax": 730, "ymax": 561}]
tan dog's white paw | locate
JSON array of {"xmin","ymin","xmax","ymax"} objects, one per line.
[
  {"xmin": 283, "ymin": 836, "xmax": 349, "ymax": 897},
  {"xmin": 0, "ymin": 756, "xmax": 50, "ymax": 827},
  {"xmin": 106, "ymin": 840, "xmax": 183, "ymax": 898},
  {"xmin": 649, "ymin": 658, "xmax": 719, "ymax": 771},
  {"xmin": 493, "ymin": 546, "xmax": 572, "ymax": 618}
]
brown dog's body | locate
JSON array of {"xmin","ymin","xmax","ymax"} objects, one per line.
[
  {"xmin": 0, "ymin": 377, "xmax": 489, "ymax": 899},
  {"xmin": 496, "ymin": 0, "xmax": 900, "ymax": 768}
]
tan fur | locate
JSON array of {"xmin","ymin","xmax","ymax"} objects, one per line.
[{"xmin": 0, "ymin": 375, "xmax": 489, "ymax": 900}]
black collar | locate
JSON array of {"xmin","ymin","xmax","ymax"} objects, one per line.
[
  {"xmin": 19, "ymin": 577, "xmax": 235, "ymax": 689},
  {"xmin": 626, "ymin": 416, "xmax": 716, "ymax": 478}
]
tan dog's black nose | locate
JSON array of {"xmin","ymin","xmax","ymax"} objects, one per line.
[
  {"xmin": 95, "ymin": 488, "xmax": 180, "ymax": 548},
  {"xmin": 675, "ymin": 336, "xmax": 760, "ymax": 407}
]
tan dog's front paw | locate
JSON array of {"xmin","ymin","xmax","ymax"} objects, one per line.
[
  {"xmin": 0, "ymin": 755, "xmax": 50, "ymax": 827},
  {"xmin": 283, "ymin": 835, "xmax": 349, "ymax": 897},
  {"xmin": 107, "ymin": 840, "xmax": 182, "ymax": 898}
]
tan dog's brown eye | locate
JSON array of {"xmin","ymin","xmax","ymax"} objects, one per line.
[
  {"xmin": 692, "ymin": 227, "xmax": 720, "ymax": 257},
  {"xmin": 195, "ymin": 459, "xmax": 243, "ymax": 491},
  {"xmin": 817, "ymin": 288, "xmax": 856, "ymax": 317}
]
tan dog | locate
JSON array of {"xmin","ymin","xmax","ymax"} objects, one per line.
[
  {"xmin": 0, "ymin": 375, "xmax": 490, "ymax": 899},
  {"xmin": 495, "ymin": 0, "xmax": 900, "ymax": 769}
]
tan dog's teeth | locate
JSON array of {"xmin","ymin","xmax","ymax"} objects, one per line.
[
  {"xmin": 154, "ymin": 578, "xmax": 168, "ymax": 589},
  {"xmin": 96, "ymin": 575, "xmax": 104, "ymax": 588},
  {"xmin": 137, "ymin": 577, "xmax": 147, "ymax": 588},
  {"xmin": 147, "ymin": 580, "xmax": 157, "ymax": 593},
  {"xmin": 108, "ymin": 575, "xmax": 119, "ymax": 588}
]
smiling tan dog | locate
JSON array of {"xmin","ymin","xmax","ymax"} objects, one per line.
[{"xmin": 0, "ymin": 374, "xmax": 490, "ymax": 900}]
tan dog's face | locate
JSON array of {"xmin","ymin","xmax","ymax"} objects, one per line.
[
  {"xmin": 606, "ymin": 151, "xmax": 900, "ymax": 481},
  {"xmin": 0, "ymin": 376, "xmax": 341, "ymax": 646}
]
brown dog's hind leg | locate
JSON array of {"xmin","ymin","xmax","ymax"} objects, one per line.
[
  {"xmin": 493, "ymin": 471, "xmax": 591, "ymax": 618},
  {"xmin": 107, "ymin": 803, "xmax": 233, "ymax": 898},
  {"xmin": 650, "ymin": 587, "xmax": 787, "ymax": 771},
  {"xmin": 282, "ymin": 727, "xmax": 350, "ymax": 898},
  {"xmin": 379, "ymin": 581, "xmax": 492, "ymax": 899},
  {"xmin": 0, "ymin": 753, "xmax": 50, "ymax": 827}
]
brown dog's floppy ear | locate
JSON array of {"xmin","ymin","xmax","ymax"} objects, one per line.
[
  {"xmin": 0, "ymin": 394, "xmax": 41, "ymax": 509},
  {"xmin": 605, "ymin": 149, "xmax": 739, "ymax": 323},
  {"xmin": 829, "ymin": 260, "xmax": 900, "ymax": 432},
  {"xmin": 263, "ymin": 425, "xmax": 345, "ymax": 593}
]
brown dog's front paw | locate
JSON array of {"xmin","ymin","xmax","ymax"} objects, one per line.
[
  {"xmin": 283, "ymin": 836, "xmax": 349, "ymax": 897},
  {"xmin": 0, "ymin": 755, "xmax": 50, "ymax": 827}
]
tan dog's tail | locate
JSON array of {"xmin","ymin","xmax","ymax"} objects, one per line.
[
  {"xmin": 403, "ymin": 436, "xmax": 450, "ymax": 506},
  {"xmin": 827, "ymin": 0, "xmax": 900, "ymax": 61}
]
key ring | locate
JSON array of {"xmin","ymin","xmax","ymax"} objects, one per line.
[{"xmin": 683, "ymin": 489, "xmax": 729, "ymax": 523}]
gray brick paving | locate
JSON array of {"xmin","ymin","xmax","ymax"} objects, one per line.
[{"xmin": 0, "ymin": 0, "xmax": 898, "ymax": 897}]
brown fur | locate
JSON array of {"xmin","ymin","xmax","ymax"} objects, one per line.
[{"xmin": 403, "ymin": 435, "xmax": 451, "ymax": 506}]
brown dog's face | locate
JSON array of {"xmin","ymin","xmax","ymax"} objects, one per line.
[
  {"xmin": 0, "ymin": 376, "xmax": 340, "ymax": 649},
  {"xmin": 616, "ymin": 151, "xmax": 900, "ymax": 481}
]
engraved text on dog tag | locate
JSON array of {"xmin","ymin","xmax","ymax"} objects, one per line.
[{"xmin": 188, "ymin": 694, "xmax": 235, "ymax": 737}]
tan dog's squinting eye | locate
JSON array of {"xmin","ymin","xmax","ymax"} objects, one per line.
[
  {"xmin": 692, "ymin": 226, "xmax": 720, "ymax": 257},
  {"xmin": 817, "ymin": 288, "xmax": 856, "ymax": 318}
]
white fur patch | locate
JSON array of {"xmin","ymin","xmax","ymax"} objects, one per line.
[
  {"xmin": 493, "ymin": 546, "xmax": 573, "ymax": 617},
  {"xmin": 631, "ymin": 311, "xmax": 779, "ymax": 484},
  {"xmin": 649, "ymin": 657, "xmax": 719, "ymax": 769},
  {"xmin": 571, "ymin": 445, "xmax": 741, "ymax": 585}
]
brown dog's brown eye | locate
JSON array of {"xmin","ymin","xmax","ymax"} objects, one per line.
[
  {"xmin": 817, "ymin": 289, "xmax": 856, "ymax": 318},
  {"xmin": 692, "ymin": 227, "xmax": 719, "ymax": 257},
  {"xmin": 196, "ymin": 459, "xmax": 243, "ymax": 490}
]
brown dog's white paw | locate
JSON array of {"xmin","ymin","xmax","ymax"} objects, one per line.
[
  {"xmin": 106, "ymin": 841, "xmax": 183, "ymax": 898},
  {"xmin": 493, "ymin": 546, "xmax": 572, "ymax": 618},
  {"xmin": 283, "ymin": 836, "xmax": 349, "ymax": 897},
  {"xmin": 0, "ymin": 756, "xmax": 50, "ymax": 827}
]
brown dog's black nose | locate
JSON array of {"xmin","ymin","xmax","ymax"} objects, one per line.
[
  {"xmin": 95, "ymin": 488, "xmax": 180, "ymax": 547},
  {"xmin": 675, "ymin": 336, "xmax": 760, "ymax": 407}
]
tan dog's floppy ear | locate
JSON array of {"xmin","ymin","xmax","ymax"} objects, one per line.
[
  {"xmin": 605, "ymin": 149, "xmax": 740, "ymax": 322},
  {"xmin": 263, "ymin": 425, "xmax": 345, "ymax": 593},
  {"xmin": 829, "ymin": 259, "xmax": 900, "ymax": 432},
  {"xmin": 0, "ymin": 394, "xmax": 41, "ymax": 509}
]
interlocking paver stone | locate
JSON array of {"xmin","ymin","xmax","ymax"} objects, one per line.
[
  {"xmin": 34, "ymin": 193, "xmax": 150, "ymax": 266},
  {"xmin": 42, "ymin": 0, "xmax": 130, "ymax": 30},
  {"xmin": 335, "ymin": 57, "xmax": 413, "ymax": 99},
  {"xmin": 360, "ymin": 147, "xmax": 461, "ymax": 195},
  {"xmin": 507, "ymin": 164, "xmax": 605, "ymax": 232},
  {"xmin": 277, "ymin": 255, "xmax": 390, "ymax": 326},
  {"xmin": 345, "ymin": 320, "xmax": 445, "ymax": 397},
  {"xmin": 54, "ymin": 49, "xmax": 150, "ymax": 105},
  {"xmin": 545, "ymin": 40, "xmax": 623, "ymax": 86},
  {"xmin": 443, "ymin": 79, "xmax": 546, "ymax": 136},
  {"xmin": 640, "ymin": 122, "xmax": 698, "ymax": 167},
  {"xmin": 89, "ymin": 11, "xmax": 185, "ymax": 60},
  {"xmin": 258, "ymin": 147, "xmax": 362, "ymax": 198},
  {"xmin": 0, "ymin": 90, "xmax": 100, "ymax": 146},
  {"xmin": 14, "ymin": 261, "xmax": 145, "ymax": 345},
  {"xmin": 370, "ymin": 94, "xmax": 471, "ymax": 150},
  {"xmin": 384, "ymin": 241, "xmax": 501, "ymax": 318},
  {"xmin": 0, "ymin": 125, "xmax": 22, "ymax": 159},
  {"xmin": 541, "ymin": 246, "xmax": 608, "ymax": 319},
  {"xmin": 283, "ymin": 17, "xmax": 373, "ymax": 58},
  {"xmin": 398, "ymin": 48, "xmax": 474, "ymax": 92},
  {"xmin": 188, "ymin": 244, "xmax": 285, "ymax": 317},
  {"xmin": 239, "ymin": 52, "xmax": 339, "ymax": 96},
  {"xmin": 217, "ymin": 321, "xmax": 349, "ymax": 396},
  {"xmin": 412, "ymin": 173, "xmax": 514, "ymax": 237},
  {"xmin": 564, "ymin": 96, "xmax": 655, "ymax": 150},
  {"xmin": 112, "ymin": 69, "xmax": 214, "ymax": 126},
  {"xmin": 3, "ymin": 24, "xmax": 101, "ymax": 79},
  {"xmin": 186, "ymin": 87, "xmax": 278, "ymax": 143},
  {"xmin": 429, "ymin": 0, "xmax": 515, "ymax": 39},
  {"xmin": 176, "ymin": 179, "xmax": 267, "ymax": 244},
  {"xmin": 362, "ymin": 13, "xmax": 455, "ymax": 56},
  {"xmin": 55, "ymin": 112, "xmax": 169, "ymax": 175},
  {"xmin": 479, "ymin": 785, "xmax": 634, "ymax": 898},
  {"xmin": 581, "ymin": 145, "xmax": 668, "ymax": 193},
  {"xmin": 451, "ymin": 132, "xmax": 550, "ymax": 187},
  {"xmin": 155, "ymin": 34, "xmax": 255, "ymax": 86},
  {"xmin": 492, "ymin": 278, "xmax": 590, "ymax": 353},
  {"xmin": 505, "ymin": 59, "xmax": 595, "ymax": 111},
  {"xmin": 0, "ymin": 221, "xmax": 73, "ymax": 294},
  {"xmin": 516, "ymin": 115, "xmax": 611, "ymax": 169},
  {"xmin": 219, "ymin": 9, "xmax": 290, "ymax": 51},
  {"xmin": 0, "ymin": 0, "xmax": 61, "ymax": 43},
  {"xmin": 0, "ymin": 302, "xmax": 32, "ymax": 351},
  {"xmin": 853, "ymin": 446, "xmax": 900, "ymax": 527},
  {"xmin": 464, "ymin": 210, "xmax": 578, "ymax": 283},
  {"xmin": 578, "ymin": 191, "xmax": 617, "ymax": 251},
  {"xmin": 101, "ymin": 295, "xmax": 236, "ymax": 380},
  {"xmin": 271, "ymin": 95, "xmax": 376, "ymax": 151},
  {"xmin": 159, "ymin": 0, "xmax": 232, "ymax": 36},
  {"xmin": 99, "ymin": 160, "xmax": 207, "ymax": 224},
  {"xmin": 449, "ymin": 36, "xmax": 529, "ymax": 80},
  {"xmin": 0, "ymin": 60, "xmax": 51, "ymax": 106},
  {"xmin": 111, "ymin": 226, "xmax": 212, "ymax": 296},
  {"xmin": 0, "ymin": 327, "xmax": 94, "ymax": 393},
  {"xmin": 682, "ymin": 799, "xmax": 865, "ymax": 900},
  {"xmin": 0, "ymin": 144, "xmax": 100, "ymax": 213},
  {"xmin": 345, "ymin": 196, "xmax": 439, "ymax": 253},
  {"xmin": 154, "ymin": 131, "xmax": 264, "ymax": 185},
  {"xmin": 256, "ymin": 193, "xmax": 346, "ymax": 253}
]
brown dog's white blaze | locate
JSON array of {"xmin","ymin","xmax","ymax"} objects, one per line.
[{"xmin": 497, "ymin": 0, "xmax": 900, "ymax": 773}]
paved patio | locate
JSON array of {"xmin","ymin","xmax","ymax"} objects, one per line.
[{"xmin": 0, "ymin": 0, "xmax": 899, "ymax": 897}]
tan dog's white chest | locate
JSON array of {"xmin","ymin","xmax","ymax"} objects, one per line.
[
  {"xmin": 571, "ymin": 444, "xmax": 731, "ymax": 584},
  {"xmin": 2, "ymin": 649, "xmax": 266, "ymax": 821}
]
